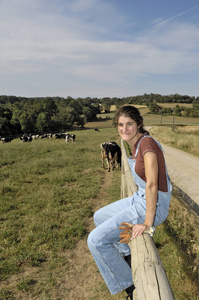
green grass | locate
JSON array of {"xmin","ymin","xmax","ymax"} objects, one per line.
[
  {"xmin": 0, "ymin": 128, "xmax": 119, "ymax": 298},
  {"xmin": 144, "ymin": 114, "xmax": 199, "ymax": 126}
]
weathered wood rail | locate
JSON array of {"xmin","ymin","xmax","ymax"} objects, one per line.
[{"xmin": 120, "ymin": 139, "xmax": 175, "ymax": 300}]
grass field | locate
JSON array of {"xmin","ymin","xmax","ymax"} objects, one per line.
[
  {"xmin": 110, "ymin": 103, "xmax": 193, "ymax": 111},
  {"xmin": 0, "ymin": 129, "xmax": 118, "ymax": 299},
  {"xmin": 157, "ymin": 103, "xmax": 193, "ymax": 108},
  {"xmin": 144, "ymin": 114, "xmax": 199, "ymax": 126},
  {"xmin": 0, "ymin": 124, "xmax": 199, "ymax": 299}
]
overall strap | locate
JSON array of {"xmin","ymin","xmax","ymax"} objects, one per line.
[{"xmin": 135, "ymin": 135, "xmax": 149, "ymax": 157}]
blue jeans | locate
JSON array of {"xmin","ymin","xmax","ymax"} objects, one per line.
[{"xmin": 87, "ymin": 193, "xmax": 170, "ymax": 295}]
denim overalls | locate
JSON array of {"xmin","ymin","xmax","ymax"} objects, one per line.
[{"xmin": 87, "ymin": 136, "xmax": 172, "ymax": 295}]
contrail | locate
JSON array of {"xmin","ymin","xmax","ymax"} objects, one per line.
[{"xmin": 141, "ymin": 4, "xmax": 199, "ymax": 34}]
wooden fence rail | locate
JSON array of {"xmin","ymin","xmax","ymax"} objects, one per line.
[{"xmin": 120, "ymin": 139, "xmax": 175, "ymax": 300}]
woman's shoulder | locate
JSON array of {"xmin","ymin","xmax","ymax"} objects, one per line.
[
  {"xmin": 139, "ymin": 135, "xmax": 162, "ymax": 152},
  {"xmin": 140, "ymin": 135, "xmax": 157, "ymax": 145}
]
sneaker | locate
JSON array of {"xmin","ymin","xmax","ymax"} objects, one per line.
[
  {"xmin": 125, "ymin": 293, "xmax": 133, "ymax": 300},
  {"xmin": 125, "ymin": 284, "xmax": 135, "ymax": 300},
  {"xmin": 125, "ymin": 296, "xmax": 133, "ymax": 300}
]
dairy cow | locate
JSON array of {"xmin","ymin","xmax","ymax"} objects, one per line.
[
  {"xmin": 32, "ymin": 134, "xmax": 40, "ymax": 139},
  {"xmin": 0, "ymin": 137, "xmax": 13, "ymax": 143},
  {"xmin": 20, "ymin": 135, "xmax": 32, "ymax": 142},
  {"xmin": 100, "ymin": 142, "xmax": 121, "ymax": 172},
  {"xmin": 65, "ymin": 133, "xmax": 76, "ymax": 144},
  {"xmin": 54, "ymin": 133, "xmax": 66, "ymax": 139}
]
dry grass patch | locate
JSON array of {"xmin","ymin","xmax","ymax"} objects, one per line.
[
  {"xmin": 177, "ymin": 125, "xmax": 199, "ymax": 134},
  {"xmin": 157, "ymin": 103, "xmax": 193, "ymax": 108},
  {"xmin": 150, "ymin": 125, "xmax": 199, "ymax": 156},
  {"xmin": 84, "ymin": 120, "xmax": 113, "ymax": 129},
  {"xmin": 166, "ymin": 189, "xmax": 199, "ymax": 277}
]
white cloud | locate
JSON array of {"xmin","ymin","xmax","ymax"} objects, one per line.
[{"xmin": 1, "ymin": 0, "xmax": 199, "ymax": 97}]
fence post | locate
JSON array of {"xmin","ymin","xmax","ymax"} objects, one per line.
[
  {"xmin": 120, "ymin": 139, "xmax": 175, "ymax": 300},
  {"xmin": 121, "ymin": 140, "xmax": 137, "ymax": 198}
]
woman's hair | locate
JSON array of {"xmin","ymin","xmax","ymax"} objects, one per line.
[{"xmin": 114, "ymin": 105, "xmax": 148, "ymax": 134}]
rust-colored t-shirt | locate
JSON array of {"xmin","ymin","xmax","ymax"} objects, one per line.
[{"xmin": 132, "ymin": 135, "xmax": 168, "ymax": 192}]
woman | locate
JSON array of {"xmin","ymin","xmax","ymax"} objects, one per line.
[{"xmin": 87, "ymin": 105, "xmax": 172, "ymax": 299}]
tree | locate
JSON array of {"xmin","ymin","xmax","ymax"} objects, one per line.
[
  {"xmin": 69, "ymin": 99, "xmax": 82, "ymax": 115},
  {"xmin": 193, "ymin": 99, "xmax": 199, "ymax": 110},
  {"xmin": 52, "ymin": 107, "xmax": 75, "ymax": 130},
  {"xmin": 101, "ymin": 98, "xmax": 111, "ymax": 113},
  {"xmin": 36, "ymin": 112, "xmax": 51, "ymax": 133},
  {"xmin": 41, "ymin": 98, "xmax": 57, "ymax": 117},
  {"xmin": 148, "ymin": 102, "xmax": 161, "ymax": 114},
  {"xmin": 19, "ymin": 112, "xmax": 35, "ymax": 134},
  {"xmin": 175, "ymin": 105, "xmax": 182, "ymax": 117},
  {"xmin": 76, "ymin": 114, "xmax": 86, "ymax": 128},
  {"xmin": 0, "ymin": 107, "xmax": 13, "ymax": 135}
]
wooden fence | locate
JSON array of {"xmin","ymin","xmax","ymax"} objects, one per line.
[{"xmin": 120, "ymin": 139, "xmax": 175, "ymax": 300}]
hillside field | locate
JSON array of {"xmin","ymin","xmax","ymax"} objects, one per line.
[{"xmin": 0, "ymin": 125, "xmax": 198, "ymax": 299}]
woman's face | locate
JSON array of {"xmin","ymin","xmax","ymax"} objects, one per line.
[{"xmin": 117, "ymin": 115, "xmax": 141, "ymax": 145}]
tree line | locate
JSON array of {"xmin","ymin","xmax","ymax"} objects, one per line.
[
  {"xmin": 148, "ymin": 102, "xmax": 199, "ymax": 117},
  {"xmin": 0, "ymin": 93, "xmax": 198, "ymax": 136}
]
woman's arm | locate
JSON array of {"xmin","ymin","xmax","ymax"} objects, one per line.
[{"xmin": 131, "ymin": 151, "xmax": 158, "ymax": 239}]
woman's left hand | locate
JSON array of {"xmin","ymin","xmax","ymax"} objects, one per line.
[
  {"xmin": 119, "ymin": 222, "xmax": 151, "ymax": 243},
  {"xmin": 131, "ymin": 223, "xmax": 150, "ymax": 240}
]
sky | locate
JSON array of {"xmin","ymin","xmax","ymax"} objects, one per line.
[{"xmin": 1, "ymin": 0, "xmax": 199, "ymax": 99}]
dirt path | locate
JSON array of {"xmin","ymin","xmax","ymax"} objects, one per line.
[
  {"xmin": 162, "ymin": 143, "xmax": 199, "ymax": 208},
  {"xmin": 64, "ymin": 171, "xmax": 118, "ymax": 300}
]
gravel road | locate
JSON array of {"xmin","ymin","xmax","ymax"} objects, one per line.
[{"xmin": 162, "ymin": 143, "xmax": 199, "ymax": 210}]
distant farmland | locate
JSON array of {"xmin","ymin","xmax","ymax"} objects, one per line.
[
  {"xmin": 157, "ymin": 103, "xmax": 193, "ymax": 108},
  {"xmin": 90, "ymin": 103, "xmax": 198, "ymax": 129}
]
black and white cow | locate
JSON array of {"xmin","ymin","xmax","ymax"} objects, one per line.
[
  {"xmin": 100, "ymin": 142, "xmax": 121, "ymax": 172},
  {"xmin": 54, "ymin": 133, "xmax": 66, "ymax": 139},
  {"xmin": 20, "ymin": 135, "xmax": 32, "ymax": 142},
  {"xmin": 0, "ymin": 137, "xmax": 13, "ymax": 143},
  {"xmin": 32, "ymin": 134, "xmax": 40, "ymax": 139},
  {"xmin": 41, "ymin": 133, "xmax": 52, "ymax": 139},
  {"xmin": 47, "ymin": 133, "xmax": 52, "ymax": 139},
  {"xmin": 65, "ymin": 133, "xmax": 76, "ymax": 144}
]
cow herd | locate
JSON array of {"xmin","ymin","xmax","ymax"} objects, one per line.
[
  {"xmin": 0, "ymin": 133, "xmax": 76, "ymax": 144},
  {"xmin": 1, "ymin": 130, "xmax": 121, "ymax": 172}
]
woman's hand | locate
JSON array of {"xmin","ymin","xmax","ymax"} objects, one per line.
[
  {"xmin": 130, "ymin": 223, "xmax": 150, "ymax": 239},
  {"xmin": 119, "ymin": 222, "xmax": 155, "ymax": 243},
  {"xmin": 119, "ymin": 222, "xmax": 151, "ymax": 243}
]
